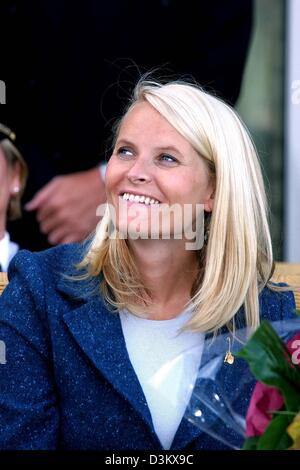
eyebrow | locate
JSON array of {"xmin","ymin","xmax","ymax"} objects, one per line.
[{"xmin": 115, "ymin": 139, "xmax": 185, "ymax": 158}]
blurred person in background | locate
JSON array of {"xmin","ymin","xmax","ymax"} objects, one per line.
[
  {"xmin": 1, "ymin": 0, "xmax": 253, "ymax": 250},
  {"xmin": 0, "ymin": 124, "xmax": 28, "ymax": 271}
]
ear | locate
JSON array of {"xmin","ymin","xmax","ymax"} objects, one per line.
[
  {"xmin": 9, "ymin": 161, "xmax": 21, "ymax": 196},
  {"xmin": 204, "ymin": 188, "xmax": 215, "ymax": 213}
]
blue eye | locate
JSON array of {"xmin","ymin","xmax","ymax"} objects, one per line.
[
  {"xmin": 115, "ymin": 147, "xmax": 178, "ymax": 164},
  {"xmin": 117, "ymin": 147, "xmax": 133, "ymax": 157},
  {"xmin": 159, "ymin": 154, "xmax": 178, "ymax": 164}
]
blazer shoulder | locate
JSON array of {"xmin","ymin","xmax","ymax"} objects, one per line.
[
  {"xmin": 3, "ymin": 242, "xmax": 88, "ymax": 312},
  {"xmin": 7, "ymin": 242, "xmax": 86, "ymax": 281}
]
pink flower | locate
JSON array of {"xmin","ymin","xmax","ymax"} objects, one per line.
[
  {"xmin": 245, "ymin": 383, "xmax": 283, "ymax": 437},
  {"xmin": 245, "ymin": 332, "xmax": 300, "ymax": 438}
]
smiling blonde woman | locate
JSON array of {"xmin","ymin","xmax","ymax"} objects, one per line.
[
  {"xmin": 0, "ymin": 78, "xmax": 298, "ymax": 451},
  {"xmin": 78, "ymin": 79, "xmax": 293, "ymax": 332}
]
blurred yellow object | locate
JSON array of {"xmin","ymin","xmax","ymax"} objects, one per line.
[
  {"xmin": 271, "ymin": 263, "xmax": 300, "ymax": 310},
  {"xmin": 0, "ymin": 272, "xmax": 8, "ymax": 295},
  {"xmin": 0, "ymin": 273, "xmax": 8, "ymax": 295},
  {"xmin": 288, "ymin": 412, "xmax": 300, "ymax": 450}
]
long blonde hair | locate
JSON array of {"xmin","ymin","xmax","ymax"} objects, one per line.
[{"xmin": 77, "ymin": 79, "xmax": 295, "ymax": 333}]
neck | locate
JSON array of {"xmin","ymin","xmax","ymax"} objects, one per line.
[{"xmin": 128, "ymin": 238, "xmax": 199, "ymax": 319}]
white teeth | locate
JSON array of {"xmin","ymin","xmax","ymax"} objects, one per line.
[{"xmin": 121, "ymin": 193, "xmax": 160, "ymax": 204}]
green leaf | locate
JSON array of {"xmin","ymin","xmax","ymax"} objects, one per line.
[
  {"xmin": 242, "ymin": 436, "xmax": 259, "ymax": 450},
  {"xmin": 257, "ymin": 412, "xmax": 293, "ymax": 450},
  {"xmin": 237, "ymin": 321, "xmax": 300, "ymax": 411}
]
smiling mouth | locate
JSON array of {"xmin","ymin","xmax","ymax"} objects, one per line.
[{"xmin": 119, "ymin": 192, "xmax": 160, "ymax": 205}]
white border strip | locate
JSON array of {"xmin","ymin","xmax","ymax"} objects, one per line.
[{"xmin": 285, "ymin": 0, "xmax": 300, "ymax": 261}]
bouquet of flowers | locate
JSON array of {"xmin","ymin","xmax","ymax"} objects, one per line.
[
  {"xmin": 239, "ymin": 317, "xmax": 300, "ymax": 450},
  {"xmin": 184, "ymin": 313, "xmax": 300, "ymax": 450}
]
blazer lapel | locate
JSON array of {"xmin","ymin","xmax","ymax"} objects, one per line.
[{"xmin": 57, "ymin": 277, "xmax": 161, "ymax": 446}]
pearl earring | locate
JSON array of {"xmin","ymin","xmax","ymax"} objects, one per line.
[{"xmin": 13, "ymin": 187, "xmax": 20, "ymax": 194}]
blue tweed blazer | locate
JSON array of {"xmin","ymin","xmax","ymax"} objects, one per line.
[{"xmin": 0, "ymin": 243, "xmax": 296, "ymax": 450}]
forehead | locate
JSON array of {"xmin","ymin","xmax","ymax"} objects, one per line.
[
  {"xmin": 119, "ymin": 102, "xmax": 181, "ymax": 138},
  {"xmin": 117, "ymin": 101, "xmax": 197, "ymax": 155}
]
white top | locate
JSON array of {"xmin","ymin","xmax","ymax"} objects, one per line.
[
  {"xmin": 0, "ymin": 231, "xmax": 19, "ymax": 272},
  {"xmin": 120, "ymin": 306, "xmax": 204, "ymax": 449}
]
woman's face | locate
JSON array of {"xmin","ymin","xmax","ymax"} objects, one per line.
[
  {"xmin": 105, "ymin": 101, "xmax": 214, "ymax": 242},
  {"xmin": 0, "ymin": 146, "xmax": 20, "ymax": 224}
]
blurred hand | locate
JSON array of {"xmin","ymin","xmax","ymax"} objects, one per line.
[{"xmin": 25, "ymin": 167, "xmax": 106, "ymax": 245}]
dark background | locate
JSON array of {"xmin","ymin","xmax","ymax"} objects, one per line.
[{"xmin": 0, "ymin": 0, "xmax": 253, "ymax": 249}]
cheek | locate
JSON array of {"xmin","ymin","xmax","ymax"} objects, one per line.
[
  {"xmin": 167, "ymin": 173, "xmax": 199, "ymax": 202},
  {"xmin": 0, "ymin": 179, "xmax": 11, "ymax": 214},
  {"xmin": 0, "ymin": 164, "xmax": 11, "ymax": 190},
  {"xmin": 0, "ymin": 157, "xmax": 12, "ymax": 209},
  {"xmin": 105, "ymin": 161, "xmax": 122, "ymax": 195},
  {"xmin": 180, "ymin": 174, "xmax": 211, "ymax": 205}
]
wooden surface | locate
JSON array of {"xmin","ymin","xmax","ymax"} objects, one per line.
[
  {"xmin": 0, "ymin": 263, "xmax": 300, "ymax": 309},
  {"xmin": 271, "ymin": 262, "xmax": 300, "ymax": 310},
  {"xmin": 0, "ymin": 272, "xmax": 8, "ymax": 296}
]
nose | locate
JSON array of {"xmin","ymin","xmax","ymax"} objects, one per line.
[{"xmin": 126, "ymin": 158, "xmax": 152, "ymax": 184}]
